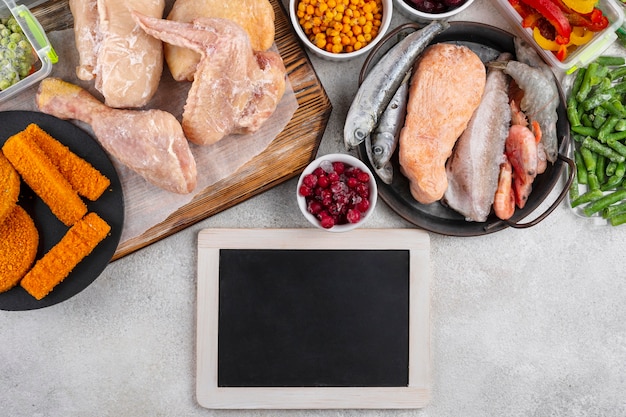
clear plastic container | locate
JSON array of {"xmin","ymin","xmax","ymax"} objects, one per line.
[
  {"xmin": 0, "ymin": 0, "xmax": 57, "ymax": 103},
  {"xmin": 493, "ymin": 0, "xmax": 624, "ymax": 74}
]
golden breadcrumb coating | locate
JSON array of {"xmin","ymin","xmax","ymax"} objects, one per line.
[
  {"xmin": 0, "ymin": 152, "xmax": 20, "ymax": 226},
  {"xmin": 20, "ymin": 212, "xmax": 110, "ymax": 300},
  {"xmin": 0, "ymin": 205, "xmax": 39, "ymax": 293},
  {"xmin": 26, "ymin": 124, "xmax": 111, "ymax": 201},
  {"xmin": 2, "ymin": 127, "xmax": 87, "ymax": 226}
]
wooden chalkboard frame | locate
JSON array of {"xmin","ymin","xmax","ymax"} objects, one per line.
[{"xmin": 196, "ymin": 228, "xmax": 431, "ymax": 409}]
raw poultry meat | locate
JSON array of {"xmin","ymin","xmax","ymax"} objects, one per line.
[
  {"xmin": 36, "ymin": 78, "xmax": 197, "ymax": 194},
  {"xmin": 399, "ymin": 43, "xmax": 486, "ymax": 205},
  {"xmin": 165, "ymin": 0, "xmax": 275, "ymax": 81},
  {"xmin": 132, "ymin": 12, "xmax": 287, "ymax": 146},
  {"xmin": 69, "ymin": 0, "xmax": 165, "ymax": 108},
  {"xmin": 444, "ymin": 53, "xmax": 512, "ymax": 222}
]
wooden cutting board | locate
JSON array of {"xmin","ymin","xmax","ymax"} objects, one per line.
[{"xmin": 32, "ymin": 0, "xmax": 332, "ymax": 261}]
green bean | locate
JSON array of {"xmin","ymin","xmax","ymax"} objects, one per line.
[
  {"xmin": 582, "ymin": 136, "xmax": 625, "ymax": 162},
  {"xmin": 609, "ymin": 211, "xmax": 626, "ymax": 225},
  {"xmin": 575, "ymin": 150, "xmax": 588, "ymax": 184},
  {"xmin": 587, "ymin": 172, "xmax": 600, "ymax": 190},
  {"xmin": 582, "ymin": 188, "xmax": 626, "ymax": 216},
  {"xmin": 571, "ymin": 67, "xmax": 587, "ymax": 97},
  {"xmin": 602, "ymin": 200, "xmax": 626, "ymax": 218},
  {"xmin": 581, "ymin": 92, "xmax": 613, "ymax": 112},
  {"xmin": 607, "ymin": 137, "xmax": 626, "ymax": 158},
  {"xmin": 567, "ymin": 96, "xmax": 581, "ymax": 127},
  {"xmin": 609, "ymin": 65, "xmax": 626, "ymax": 81},
  {"xmin": 577, "ymin": 62, "xmax": 598, "ymax": 102},
  {"xmin": 592, "ymin": 114, "xmax": 606, "ymax": 130},
  {"xmin": 606, "ymin": 160, "xmax": 618, "ymax": 176},
  {"xmin": 594, "ymin": 104, "xmax": 610, "ymax": 118},
  {"xmin": 580, "ymin": 145, "xmax": 598, "ymax": 171},
  {"xmin": 571, "ymin": 189, "xmax": 603, "ymax": 208},
  {"xmin": 598, "ymin": 115, "xmax": 620, "ymax": 141},
  {"xmin": 569, "ymin": 170, "xmax": 580, "ymax": 201},
  {"xmin": 615, "ymin": 119, "xmax": 626, "ymax": 131},
  {"xmin": 600, "ymin": 99, "xmax": 626, "ymax": 117},
  {"xmin": 571, "ymin": 125, "xmax": 598, "ymax": 137},
  {"xmin": 597, "ymin": 56, "xmax": 626, "ymax": 67},
  {"xmin": 596, "ymin": 154, "xmax": 607, "ymax": 183}
]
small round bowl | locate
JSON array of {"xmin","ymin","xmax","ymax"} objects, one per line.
[
  {"xmin": 289, "ymin": 0, "xmax": 393, "ymax": 62},
  {"xmin": 393, "ymin": 0, "xmax": 475, "ymax": 22},
  {"xmin": 296, "ymin": 153, "xmax": 378, "ymax": 232}
]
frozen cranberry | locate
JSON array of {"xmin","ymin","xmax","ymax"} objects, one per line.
[
  {"xmin": 332, "ymin": 161, "xmax": 345, "ymax": 175},
  {"xmin": 307, "ymin": 200, "xmax": 323, "ymax": 215},
  {"xmin": 302, "ymin": 173, "xmax": 318, "ymax": 189},
  {"xmin": 313, "ymin": 167, "xmax": 325, "ymax": 176},
  {"xmin": 299, "ymin": 184, "xmax": 313, "ymax": 197},
  {"xmin": 357, "ymin": 171, "xmax": 370, "ymax": 183},
  {"xmin": 346, "ymin": 176, "xmax": 359, "ymax": 188},
  {"xmin": 346, "ymin": 209, "xmax": 361, "ymax": 224},
  {"xmin": 355, "ymin": 182, "xmax": 369, "ymax": 198},
  {"xmin": 317, "ymin": 174, "xmax": 330, "ymax": 189},
  {"xmin": 320, "ymin": 215, "xmax": 335, "ymax": 229},
  {"xmin": 327, "ymin": 171, "xmax": 340, "ymax": 182},
  {"xmin": 356, "ymin": 198, "xmax": 370, "ymax": 213}
]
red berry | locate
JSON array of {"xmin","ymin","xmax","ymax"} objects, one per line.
[
  {"xmin": 317, "ymin": 174, "xmax": 330, "ymax": 188},
  {"xmin": 355, "ymin": 182, "xmax": 369, "ymax": 198},
  {"xmin": 327, "ymin": 171, "xmax": 340, "ymax": 182},
  {"xmin": 357, "ymin": 171, "xmax": 370, "ymax": 183},
  {"xmin": 346, "ymin": 209, "xmax": 361, "ymax": 223},
  {"xmin": 332, "ymin": 161, "xmax": 345, "ymax": 174},
  {"xmin": 356, "ymin": 198, "xmax": 370, "ymax": 212},
  {"xmin": 320, "ymin": 215, "xmax": 335, "ymax": 229},
  {"xmin": 346, "ymin": 177, "xmax": 359, "ymax": 188},
  {"xmin": 302, "ymin": 173, "xmax": 318, "ymax": 188},
  {"xmin": 313, "ymin": 167, "xmax": 325, "ymax": 176},
  {"xmin": 307, "ymin": 200, "xmax": 323, "ymax": 215},
  {"xmin": 299, "ymin": 184, "xmax": 312, "ymax": 197}
]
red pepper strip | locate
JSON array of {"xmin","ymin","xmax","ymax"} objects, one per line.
[
  {"xmin": 566, "ymin": 8, "xmax": 609, "ymax": 31},
  {"xmin": 519, "ymin": 0, "xmax": 572, "ymax": 43},
  {"xmin": 556, "ymin": 44, "xmax": 569, "ymax": 61}
]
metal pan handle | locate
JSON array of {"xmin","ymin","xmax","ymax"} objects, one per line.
[{"xmin": 485, "ymin": 153, "xmax": 576, "ymax": 231}]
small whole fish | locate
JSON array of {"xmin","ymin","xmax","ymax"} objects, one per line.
[
  {"xmin": 343, "ymin": 20, "xmax": 449, "ymax": 150},
  {"xmin": 366, "ymin": 71, "xmax": 410, "ymax": 184}
]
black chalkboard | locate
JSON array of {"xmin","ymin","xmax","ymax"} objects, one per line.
[
  {"xmin": 196, "ymin": 228, "xmax": 431, "ymax": 409},
  {"xmin": 217, "ymin": 249, "xmax": 410, "ymax": 387}
]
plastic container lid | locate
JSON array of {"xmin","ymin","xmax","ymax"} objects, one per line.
[
  {"xmin": 493, "ymin": 0, "xmax": 624, "ymax": 74},
  {"xmin": 0, "ymin": 0, "xmax": 57, "ymax": 103}
]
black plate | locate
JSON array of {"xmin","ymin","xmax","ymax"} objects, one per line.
[
  {"xmin": 0, "ymin": 111, "xmax": 124, "ymax": 311},
  {"xmin": 357, "ymin": 22, "xmax": 572, "ymax": 236}
]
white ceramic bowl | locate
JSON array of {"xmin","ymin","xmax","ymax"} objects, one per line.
[
  {"xmin": 296, "ymin": 153, "xmax": 377, "ymax": 232},
  {"xmin": 289, "ymin": 0, "xmax": 393, "ymax": 62},
  {"xmin": 393, "ymin": 0, "xmax": 475, "ymax": 22}
]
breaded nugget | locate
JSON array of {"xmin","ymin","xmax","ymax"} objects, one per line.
[
  {"xmin": 2, "ymin": 127, "xmax": 87, "ymax": 226},
  {"xmin": 20, "ymin": 212, "xmax": 110, "ymax": 300},
  {"xmin": 0, "ymin": 152, "xmax": 20, "ymax": 225},
  {"xmin": 26, "ymin": 124, "xmax": 111, "ymax": 201},
  {"xmin": 0, "ymin": 205, "xmax": 39, "ymax": 293}
]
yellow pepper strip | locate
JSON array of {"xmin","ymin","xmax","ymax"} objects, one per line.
[
  {"xmin": 562, "ymin": 0, "xmax": 597, "ymax": 14},
  {"xmin": 532, "ymin": 25, "xmax": 595, "ymax": 61},
  {"xmin": 533, "ymin": 26, "xmax": 561, "ymax": 51},
  {"xmin": 569, "ymin": 25, "xmax": 594, "ymax": 45}
]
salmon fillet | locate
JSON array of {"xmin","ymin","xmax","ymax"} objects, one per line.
[
  {"xmin": 399, "ymin": 43, "xmax": 486, "ymax": 204},
  {"xmin": 20, "ymin": 212, "xmax": 110, "ymax": 300}
]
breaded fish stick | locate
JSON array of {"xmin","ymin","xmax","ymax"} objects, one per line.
[
  {"xmin": 26, "ymin": 123, "xmax": 111, "ymax": 201},
  {"xmin": 2, "ymin": 128, "xmax": 87, "ymax": 226},
  {"xmin": 20, "ymin": 212, "xmax": 110, "ymax": 300}
]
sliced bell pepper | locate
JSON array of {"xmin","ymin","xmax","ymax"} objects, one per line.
[
  {"xmin": 533, "ymin": 26, "xmax": 570, "ymax": 60},
  {"xmin": 569, "ymin": 25, "xmax": 594, "ymax": 45},
  {"xmin": 566, "ymin": 7, "xmax": 609, "ymax": 32},
  {"xmin": 519, "ymin": 0, "xmax": 572, "ymax": 44},
  {"xmin": 562, "ymin": 0, "xmax": 596, "ymax": 14}
]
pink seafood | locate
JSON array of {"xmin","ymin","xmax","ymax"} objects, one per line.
[
  {"xmin": 493, "ymin": 156, "xmax": 515, "ymax": 220},
  {"xmin": 505, "ymin": 123, "xmax": 541, "ymax": 209}
]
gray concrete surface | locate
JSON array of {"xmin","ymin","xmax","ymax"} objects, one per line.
[{"xmin": 1, "ymin": 0, "xmax": 625, "ymax": 415}]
